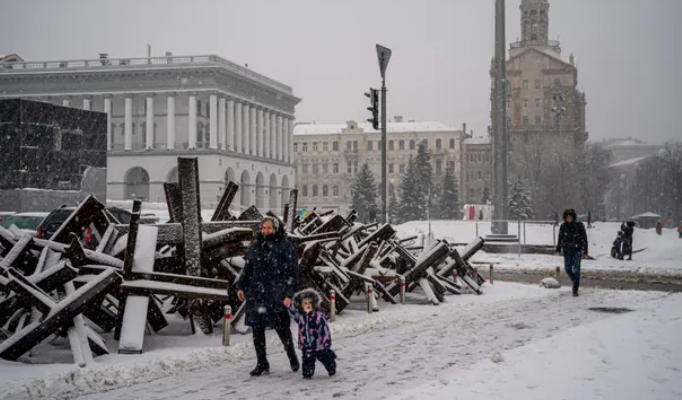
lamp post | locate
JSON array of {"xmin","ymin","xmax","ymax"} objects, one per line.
[{"xmin": 376, "ymin": 44, "xmax": 392, "ymax": 224}]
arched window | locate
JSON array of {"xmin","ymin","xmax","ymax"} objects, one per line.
[
  {"xmin": 399, "ymin": 140, "xmax": 405, "ymax": 150},
  {"xmin": 302, "ymin": 185, "xmax": 308, "ymax": 197},
  {"xmin": 409, "ymin": 140, "xmax": 416, "ymax": 150},
  {"xmin": 436, "ymin": 139, "xmax": 442, "ymax": 150},
  {"xmin": 322, "ymin": 185, "xmax": 329, "ymax": 197},
  {"xmin": 449, "ymin": 138, "xmax": 455, "ymax": 149},
  {"xmin": 333, "ymin": 185, "xmax": 339, "ymax": 196},
  {"xmin": 312, "ymin": 184, "xmax": 318, "ymax": 197}
]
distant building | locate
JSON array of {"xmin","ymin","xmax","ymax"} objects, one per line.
[
  {"xmin": 601, "ymin": 138, "xmax": 662, "ymax": 164},
  {"xmin": 491, "ymin": 0, "xmax": 588, "ymax": 213},
  {"xmin": 461, "ymin": 135, "xmax": 493, "ymax": 205},
  {"xmin": 0, "ymin": 53, "xmax": 300, "ymax": 211},
  {"xmin": 293, "ymin": 120, "xmax": 464, "ymax": 214}
]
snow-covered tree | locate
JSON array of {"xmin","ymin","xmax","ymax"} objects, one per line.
[
  {"xmin": 508, "ymin": 177, "xmax": 534, "ymax": 220},
  {"xmin": 350, "ymin": 163, "xmax": 378, "ymax": 222},
  {"xmin": 396, "ymin": 157, "xmax": 423, "ymax": 222},
  {"xmin": 437, "ymin": 166, "xmax": 462, "ymax": 219}
]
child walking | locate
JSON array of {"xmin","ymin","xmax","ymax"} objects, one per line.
[{"xmin": 288, "ymin": 288, "xmax": 337, "ymax": 379}]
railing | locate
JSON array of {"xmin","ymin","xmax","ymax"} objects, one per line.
[{"xmin": 0, "ymin": 55, "xmax": 293, "ymax": 94}]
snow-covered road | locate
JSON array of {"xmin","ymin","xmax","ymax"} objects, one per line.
[{"xmin": 82, "ymin": 287, "xmax": 668, "ymax": 400}]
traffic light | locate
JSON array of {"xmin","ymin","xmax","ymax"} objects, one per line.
[{"xmin": 365, "ymin": 88, "xmax": 379, "ymax": 130}]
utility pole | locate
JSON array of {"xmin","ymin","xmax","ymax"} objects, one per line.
[
  {"xmin": 492, "ymin": 0, "xmax": 508, "ymax": 234},
  {"xmin": 376, "ymin": 44, "xmax": 392, "ymax": 224}
]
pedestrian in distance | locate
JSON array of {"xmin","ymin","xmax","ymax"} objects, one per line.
[
  {"xmin": 678, "ymin": 221, "xmax": 682, "ymax": 239},
  {"xmin": 655, "ymin": 220, "xmax": 663, "ymax": 236},
  {"xmin": 287, "ymin": 288, "xmax": 337, "ymax": 379},
  {"xmin": 620, "ymin": 221, "xmax": 635, "ymax": 260},
  {"xmin": 587, "ymin": 210, "xmax": 592, "ymax": 229},
  {"xmin": 556, "ymin": 209, "xmax": 589, "ymax": 296},
  {"xmin": 611, "ymin": 231, "xmax": 624, "ymax": 259},
  {"xmin": 236, "ymin": 216, "xmax": 300, "ymax": 376}
]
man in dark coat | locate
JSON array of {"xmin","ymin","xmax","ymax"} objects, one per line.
[
  {"xmin": 556, "ymin": 209, "xmax": 588, "ymax": 296},
  {"xmin": 236, "ymin": 216, "xmax": 300, "ymax": 376}
]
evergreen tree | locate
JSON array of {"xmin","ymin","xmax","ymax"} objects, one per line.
[
  {"xmin": 388, "ymin": 192, "xmax": 400, "ymax": 224},
  {"xmin": 438, "ymin": 166, "xmax": 462, "ymax": 219},
  {"xmin": 397, "ymin": 157, "xmax": 422, "ymax": 222},
  {"xmin": 350, "ymin": 163, "xmax": 378, "ymax": 222},
  {"xmin": 481, "ymin": 187, "xmax": 491, "ymax": 204},
  {"xmin": 508, "ymin": 177, "xmax": 534, "ymax": 220}
]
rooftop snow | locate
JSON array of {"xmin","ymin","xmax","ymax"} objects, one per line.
[
  {"xmin": 608, "ymin": 155, "xmax": 651, "ymax": 168},
  {"xmin": 293, "ymin": 121, "xmax": 458, "ymax": 136},
  {"xmin": 463, "ymin": 137, "xmax": 491, "ymax": 145}
]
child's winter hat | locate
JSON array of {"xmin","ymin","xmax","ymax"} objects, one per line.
[{"xmin": 294, "ymin": 288, "xmax": 322, "ymax": 311}]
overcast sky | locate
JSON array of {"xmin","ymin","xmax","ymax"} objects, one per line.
[{"xmin": 1, "ymin": 0, "xmax": 680, "ymax": 144}]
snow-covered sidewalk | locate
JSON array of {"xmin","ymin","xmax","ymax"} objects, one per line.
[
  {"xmin": 388, "ymin": 291, "xmax": 682, "ymax": 400},
  {"xmin": 33, "ymin": 284, "xmax": 673, "ymax": 400}
]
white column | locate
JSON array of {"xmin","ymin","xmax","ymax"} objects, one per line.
[
  {"xmin": 235, "ymin": 102, "xmax": 243, "ymax": 153},
  {"xmin": 104, "ymin": 97, "xmax": 112, "ymax": 151},
  {"xmin": 62, "ymin": 97, "xmax": 70, "ymax": 107},
  {"xmin": 145, "ymin": 96, "xmax": 154, "ymax": 150},
  {"xmin": 218, "ymin": 96, "xmax": 227, "ymax": 150},
  {"xmin": 264, "ymin": 111, "xmax": 271, "ymax": 159},
  {"xmin": 209, "ymin": 93, "xmax": 218, "ymax": 150},
  {"xmin": 188, "ymin": 94, "xmax": 197, "ymax": 149},
  {"xmin": 82, "ymin": 97, "xmax": 91, "ymax": 110},
  {"xmin": 282, "ymin": 117, "xmax": 289, "ymax": 163},
  {"xmin": 166, "ymin": 94, "xmax": 175, "ymax": 150},
  {"xmin": 276, "ymin": 115, "xmax": 283, "ymax": 161},
  {"xmin": 243, "ymin": 103, "xmax": 250, "ymax": 154},
  {"xmin": 227, "ymin": 99, "xmax": 235, "ymax": 151},
  {"xmin": 250, "ymin": 106, "xmax": 257, "ymax": 155},
  {"xmin": 270, "ymin": 113, "xmax": 277, "ymax": 160},
  {"xmin": 124, "ymin": 96, "xmax": 132, "ymax": 151},
  {"xmin": 288, "ymin": 118, "xmax": 295, "ymax": 163},
  {"xmin": 257, "ymin": 109, "xmax": 264, "ymax": 157}
]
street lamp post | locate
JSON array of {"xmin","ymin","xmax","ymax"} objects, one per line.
[{"xmin": 376, "ymin": 44, "xmax": 392, "ymax": 224}]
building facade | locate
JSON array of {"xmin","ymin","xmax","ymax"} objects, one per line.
[
  {"xmin": 461, "ymin": 135, "xmax": 493, "ymax": 205},
  {"xmin": 293, "ymin": 120, "xmax": 464, "ymax": 214},
  {"xmin": 0, "ymin": 54, "xmax": 300, "ymax": 212},
  {"xmin": 490, "ymin": 0, "xmax": 587, "ymax": 207}
]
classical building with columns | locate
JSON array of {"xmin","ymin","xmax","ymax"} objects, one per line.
[{"xmin": 0, "ymin": 54, "xmax": 300, "ymax": 212}]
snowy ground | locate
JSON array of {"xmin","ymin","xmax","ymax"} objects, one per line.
[
  {"xmin": 2, "ymin": 283, "xmax": 677, "ymax": 400},
  {"xmin": 397, "ymin": 220, "xmax": 682, "ymax": 279}
]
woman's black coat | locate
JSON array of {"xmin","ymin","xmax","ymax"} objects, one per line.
[{"xmin": 236, "ymin": 224, "xmax": 299, "ymax": 328}]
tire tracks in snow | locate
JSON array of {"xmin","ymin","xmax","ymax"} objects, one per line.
[{"xmin": 81, "ymin": 288, "xmax": 669, "ymax": 400}]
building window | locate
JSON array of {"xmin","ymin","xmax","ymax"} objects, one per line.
[
  {"xmin": 367, "ymin": 140, "xmax": 373, "ymax": 151},
  {"xmin": 409, "ymin": 140, "xmax": 415, "ymax": 150},
  {"xmin": 346, "ymin": 141, "xmax": 352, "ymax": 152},
  {"xmin": 553, "ymin": 78, "xmax": 561, "ymax": 87},
  {"xmin": 302, "ymin": 142, "xmax": 308, "ymax": 152},
  {"xmin": 535, "ymin": 116, "xmax": 541, "ymax": 127},
  {"xmin": 312, "ymin": 185, "xmax": 318, "ymax": 197},
  {"xmin": 302, "ymin": 185, "xmax": 308, "ymax": 197},
  {"xmin": 506, "ymin": 117, "xmax": 511, "ymax": 127},
  {"xmin": 388, "ymin": 163, "xmax": 394, "ymax": 173},
  {"xmin": 449, "ymin": 138, "xmax": 455, "ymax": 149},
  {"xmin": 333, "ymin": 185, "xmax": 339, "ymax": 196},
  {"xmin": 478, "ymin": 170, "xmax": 482, "ymax": 180},
  {"xmin": 506, "ymin": 100, "xmax": 510, "ymax": 109},
  {"xmin": 523, "ymin": 100, "xmax": 528, "ymax": 109},
  {"xmin": 353, "ymin": 141, "xmax": 358, "ymax": 152},
  {"xmin": 399, "ymin": 140, "xmax": 405, "ymax": 150},
  {"xmin": 477, "ymin": 153, "xmax": 482, "ymax": 163},
  {"xmin": 302, "ymin": 164, "xmax": 309, "ymax": 174},
  {"xmin": 400, "ymin": 164, "xmax": 406, "ymax": 173},
  {"xmin": 523, "ymin": 116, "xmax": 529, "ymax": 126},
  {"xmin": 535, "ymin": 78, "xmax": 541, "ymax": 89},
  {"xmin": 323, "ymin": 142, "xmax": 329, "ymax": 152},
  {"xmin": 353, "ymin": 160, "xmax": 358, "ymax": 174},
  {"xmin": 333, "ymin": 163, "xmax": 339, "ymax": 174},
  {"xmin": 448, "ymin": 160, "xmax": 455, "ymax": 171},
  {"xmin": 322, "ymin": 185, "xmax": 328, "ymax": 197},
  {"xmin": 436, "ymin": 159, "xmax": 442, "ymax": 175},
  {"xmin": 388, "ymin": 140, "xmax": 394, "ymax": 150},
  {"xmin": 322, "ymin": 163, "xmax": 328, "ymax": 174},
  {"xmin": 294, "ymin": 143, "xmax": 298, "ymax": 152},
  {"xmin": 436, "ymin": 139, "xmax": 442, "ymax": 150},
  {"xmin": 378, "ymin": 140, "xmax": 382, "ymax": 149},
  {"xmin": 523, "ymin": 80, "xmax": 529, "ymax": 89},
  {"xmin": 536, "ymin": 98, "xmax": 541, "ymax": 108},
  {"xmin": 312, "ymin": 163, "xmax": 319, "ymax": 174},
  {"xmin": 347, "ymin": 160, "xmax": 352, "ymax": 174},
  {"xmin": 312, "ymin": 142, "xmax": 318, "ymax": 152},
  {"xmin": 332, "ymin": 141, "xmax": 339, "ymax": 151},
  {"xmin": 506, "ymin": 81, "xmax": 511, "ymax": 93}
]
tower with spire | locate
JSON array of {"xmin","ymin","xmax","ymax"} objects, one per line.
[{"xmin": 488, "ymin": 0, "xmax": 588, "ymax": 217}]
